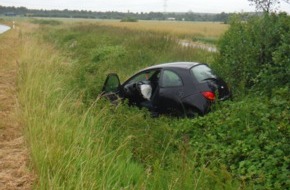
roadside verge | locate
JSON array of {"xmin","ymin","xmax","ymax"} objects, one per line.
[{"xmin": 0, "ymin": 23, "xmax": 34, "ymax": 190}]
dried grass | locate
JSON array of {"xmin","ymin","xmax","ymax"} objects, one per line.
[
  {"xmin": 0, "ymin": 24, "xmax": 35, "ymax": 190},
  {"xmin": 97, "ymin": 20, "xmax": 228, "ymax": 38}
]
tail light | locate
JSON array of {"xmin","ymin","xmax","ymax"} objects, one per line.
[{"xmin": 202, "ymin": 91, "xmax": 215, "ymax": 101}]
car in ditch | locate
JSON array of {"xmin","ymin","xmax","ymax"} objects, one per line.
[{"xmin": 102, "ymin": 62, "xmax": 231, "ymax": 117}]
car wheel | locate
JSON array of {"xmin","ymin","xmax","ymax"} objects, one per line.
[{"xmin": 185, "ymin": 106, "xmax": 201, "ymax": 118}]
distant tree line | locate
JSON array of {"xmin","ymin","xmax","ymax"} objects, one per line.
[{"xmin": 0, "ymin": 5, "xmax": 233, "ymax": 22}]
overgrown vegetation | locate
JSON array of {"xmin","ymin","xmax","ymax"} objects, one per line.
[
  {"xmin": 215, "ymin": 12, "xmax": 290, "ymax": 97},
  {"xmin": 213, "ymin": 12, "xmax": 290, "ymax": 189},
  {"xmin": 17, "ymin": 15, "xmax": 289, "ymax": 189},
  {"xmin": 19, "ymin": 23, "xmax": 242, "ymax": 189}
]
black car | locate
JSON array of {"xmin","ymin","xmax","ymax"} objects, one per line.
[{"xmin": 102, "ymin": 62, "xmax": 231, "ymax": 117}]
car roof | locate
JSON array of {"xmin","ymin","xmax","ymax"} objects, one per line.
[{"xmin": 141, "ymin": 62, "xmax": 203, "ymax": 71}]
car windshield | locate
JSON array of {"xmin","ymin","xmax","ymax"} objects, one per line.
[{"xmin": 190, "ymin": 65, "xmax": 216, "ymax": 83}]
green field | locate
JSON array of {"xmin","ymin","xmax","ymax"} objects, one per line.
[{"xmin": 9, "ymin": 17, "xmax": 290, "ymax": 189}]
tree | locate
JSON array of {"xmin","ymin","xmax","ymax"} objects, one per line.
[{"xmin": 249, "ymin": 0, "xmax": 290, "ymax": 12}]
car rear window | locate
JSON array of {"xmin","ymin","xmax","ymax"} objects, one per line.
[{"xmin": 190, "ymin": 65, "xmax": 216, "ymax": 83}]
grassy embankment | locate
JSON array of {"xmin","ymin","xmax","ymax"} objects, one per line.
[
  {"xmin": 17, "ymin": 18, "xmax": 289, "ymax": 189},
  {"xmin": 18, "ymin": 20, "xmax": 241, "ymax": 189}
]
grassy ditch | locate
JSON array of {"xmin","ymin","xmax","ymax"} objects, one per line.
[
  {"xmin": 18, "ymin": 20, "xmax": 289, "ymax": 189},
  {"xmin": 18, "ymin": 22, "xmax": 242, "ymax": 189}
]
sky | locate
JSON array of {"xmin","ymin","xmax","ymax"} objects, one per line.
[{"xmin": 1, "ymin": 0, "xmax": 290, "ymax": 13}]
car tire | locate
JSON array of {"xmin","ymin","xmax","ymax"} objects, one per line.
[{"xmin": 185, "ymin": 106, "xmax": 201, "ymax": 118}]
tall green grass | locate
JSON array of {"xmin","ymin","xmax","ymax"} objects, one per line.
[
  {"xmin": 18, "ymin": 23, "xmax": 246, "ymax": 189},
  {"xmin": 18, "ymin": 39, "xmax": 147, "ymax": 189}
]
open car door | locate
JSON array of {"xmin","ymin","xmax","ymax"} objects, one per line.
[{"xmin": 102, "ymin": 73, "xmax": 121, "ymax": 101}]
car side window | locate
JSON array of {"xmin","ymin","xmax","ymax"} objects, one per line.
[
  {"xmin": 161, "ymin": 70, "xmax": 183, "ymax": 87},
  {"xmin": 127, "ymin": 73, "xmax": 147, "ymax": 84},
  {"xmin": 127, "ymin": 70, "xmax": 160, "ymax": 84}
]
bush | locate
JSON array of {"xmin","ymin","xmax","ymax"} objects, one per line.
[
  {"xmin": 175, "ymin": 90, "xmax": 290, "ymax": 189},
  {"xmin": 211, "ymin": 12, "xmax": 290, "ymax": 189},
  {"xmin": 214, "ymin": 13, "xmax": 290, "ymax": 96},
  {"xmin": 120, "ymin": 17, "xmax": 138, "ymax": 22}
]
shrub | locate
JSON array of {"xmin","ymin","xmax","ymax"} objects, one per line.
[
  {"xmin": 214, "ymin": 13, "xmax": 290, "ymax": 96},
  {"xmin": 175, "ymin": 90, "xmax": 290, "ymax": 189},
  {"xmin": 120, "ymin": 17, "xmax": 138, "ymax": 22},
  {"xmin": 211, "ymin": 12, "xmax": 290, "ymax": 189}
]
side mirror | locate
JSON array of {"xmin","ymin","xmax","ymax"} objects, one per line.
[{"xmin": 102, "ymin": 73, "xmax": 121, "ymax": 93}]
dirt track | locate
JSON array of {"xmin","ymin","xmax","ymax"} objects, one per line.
[{"xmin": 0, "ymin": 27, "xmax": 34, "ymax": 190}]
